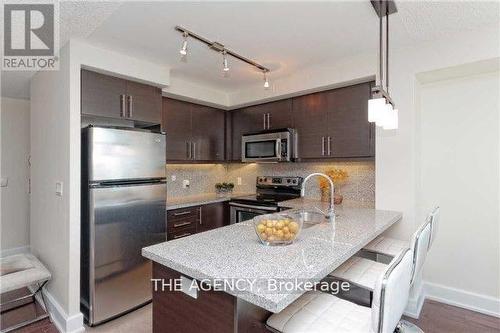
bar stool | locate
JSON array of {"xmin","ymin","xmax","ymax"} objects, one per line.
[
  {"xmin": 364, "ymin": 207, "xmax": 440, "ymax": 258},
  {"xmin": 266, "ymin": 248, "xmax": 413, "ymax": 333},
  {"xmin": 329, "ymin": 207, "xmax": 439, "ymax": 293}
]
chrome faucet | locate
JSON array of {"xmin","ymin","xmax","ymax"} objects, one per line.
[{"xmin": 301, "ymin": 173, "xmax": 335, "ymax": 223}]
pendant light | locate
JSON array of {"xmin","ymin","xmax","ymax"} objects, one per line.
[
  {"xmin": 368, "ymin": 0, "xmax": 398, "ymax": 130},
  {"xmin": 263, "ymin": 71, "xmax": 270, "ymax": 89}
]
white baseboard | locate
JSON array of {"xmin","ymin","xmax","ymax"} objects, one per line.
[
  {"xmin": 0, "ymin": 245, "xmax": 30, "ymax": 258},
  {"xmin": 42, "ymin": 288, "xmax": 85, "ymax": 333},
  {"xmin": 424, "ymin": 281, "xmax": 500, "ymax": 318}
]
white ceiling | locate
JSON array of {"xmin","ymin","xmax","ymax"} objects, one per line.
[{"xmin": 2, "ymin": 1, "xmax": 499, "ymax": 100}]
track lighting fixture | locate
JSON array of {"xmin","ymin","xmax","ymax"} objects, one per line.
[
  {"xmin": 179, "ymin": 32, "xmax": 188, "ymax": 56},
  {"xmin": 368, "ymin": 0, "xmax": 398, "ymax": 130},
  {"xmin": 263, "ymin": 71, "xmax": 269, "ymax": 89},
  {"xmin": 175, "ymin": 26, "xmax": 271, "ymax": 89},
  {"xmin": 222, "ymin": 51, "xmax": 229, "ymax": 72}
]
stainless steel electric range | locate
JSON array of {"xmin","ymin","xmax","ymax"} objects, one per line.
[{"xmin": 229, "ymin": 176, "xmax": 303, "ymax": 224}]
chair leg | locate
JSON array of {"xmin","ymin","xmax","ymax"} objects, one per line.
[
  {"xmin": 38, "ymin": 282, "xmax": 52, "ymax": 323},
  {"xmin": 395, "ymin": 319, "xmax": 424, "ymax": 333}
]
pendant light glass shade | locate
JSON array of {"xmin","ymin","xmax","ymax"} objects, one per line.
[
  {"xmin": 383, "ymin": 105, "xmax": 398, "ymax": 130},
  {"xmin": 368, "ymin": 97, "xmax": 386, "ymax": 123}
]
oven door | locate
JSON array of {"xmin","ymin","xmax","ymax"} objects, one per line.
[{"xmin": 229, "ymin": 202, "xmax": 279, "ymax": 224}]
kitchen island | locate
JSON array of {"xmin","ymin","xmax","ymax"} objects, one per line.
[{"xmin": 142, "ymin": 201, "xmax": 402, "ymax": 333}]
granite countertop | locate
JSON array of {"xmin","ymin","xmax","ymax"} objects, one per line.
[
  {"xmin": 166, "ymin": 193, "xmax": 254, "ymax": 210},
  {"xmin": 143, "ymin": 200, "xmax": 402, "ymax": 313}
]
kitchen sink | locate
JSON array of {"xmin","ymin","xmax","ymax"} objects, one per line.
[{"xmin": 286, "ymin": 209, "xmax": 328, "ymax": 228}]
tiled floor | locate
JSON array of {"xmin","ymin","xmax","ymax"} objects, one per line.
[
  {"xmin": 85, "ymin": 304, "xmax": 152, "ymax": 333},
  {"xmin": 7, "ymin": 300, "xmax": 500, "ymax": 332}
]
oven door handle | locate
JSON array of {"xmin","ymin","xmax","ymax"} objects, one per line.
[{"xmin": 229, "ymin": 202, "xmax": 279, "ymax": 211}]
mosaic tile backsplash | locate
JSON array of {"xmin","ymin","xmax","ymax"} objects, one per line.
[{"xmin": 166, "ymin": 161, "xmax": 375, "ymax": 203}]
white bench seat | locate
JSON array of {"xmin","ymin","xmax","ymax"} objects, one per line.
[{"xmin": 0, "ymin": 254, "xmax": 51, "ymax": 294}]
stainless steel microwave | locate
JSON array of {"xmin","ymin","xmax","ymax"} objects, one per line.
[{"xmin": 241, "ymin": 128, "xmax": 297, "ymax": 162}]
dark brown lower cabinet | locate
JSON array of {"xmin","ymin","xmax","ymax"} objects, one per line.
[
  {"xmin": 198, "ymin": 202, "xmax": 228, "ymax": 233},
  {"xmin": 152, "ymin": 263, "xmax": 271, "ymax": 333},
  {"xmin": 166, "ymin": 202, "xmax": 229, "ymax": 240},
  {"xmin": 167, "ymin": 206, "xmax": 200, "ymax": 241}
]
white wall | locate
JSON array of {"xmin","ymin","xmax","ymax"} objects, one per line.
[
  {"xmin": 30, "ymin": 44, "xmax": 82, "ymax": 333},
  {"xmin": 0, "ymin": 97, "xmax": 30, "ymax": 254},
  {"xmin": 417, "ymin": 70, "xmax": 500, "ymax": 316}
]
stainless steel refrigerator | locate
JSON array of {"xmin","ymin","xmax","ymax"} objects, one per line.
[{"xmin": 81, "ymin": 126, "xmax": 166, "ymax": 326}]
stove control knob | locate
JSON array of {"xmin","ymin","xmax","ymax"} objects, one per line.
[{"xmin": 287, "ymin": 179, "xmax": 291, "ymax": 183}]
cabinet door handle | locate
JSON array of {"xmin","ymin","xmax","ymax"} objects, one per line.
[
  {"xmin": 192, "ymin": 142, "xmax": 196, "ymax": 160},
  {"xmin": 173, "ymin": 211, "xmax": 192, "ymax": 217},
  {"xmin": 321, "ymin": 136, "xmax": 326, "ymax": 156},
  {"xmin": 173, "ymin": 232, "xmax": 192, "ymax": 239},
  {"xmin": 127, "ymin": 95, "xmax": 133, "ymax": 118},
  {"xmin": 328, "ymin": 136, "xmax": 332, "ymax": 156},
  {"xmin": 186, "ymin": 142, "xmax": 191, "ymax": 159},
  {"xmin": 120, "ymin": 95, "xmax": 126, "ymax": 117},
  {"xmin": 173, "ymin": 221, "xmax": 192, "ymax": 228},
  {"xmin": 199, "ymin": 207, "xmax": 202, "ymax": 225},
  {"xmin": 267, "ymin": 113, "xmax": 271, "ymax": 129},
  {"xmin": 263, "ymin": 114, "xmax": 266, "ymax": 129}
]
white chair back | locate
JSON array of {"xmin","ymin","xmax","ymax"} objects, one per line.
[
  {"xmin": 371, "ymin": 248, "xmax": 413, "ymax": 333},
  {"xmin": 428, "ymin": 206, "xmax": 440, "ymax": 249},
  {"xmin": 410, "ymin": 214, "xmax": 433, "ymax": 285}
]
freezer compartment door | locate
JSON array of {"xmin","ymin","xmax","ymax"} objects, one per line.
[
  {"xmin": 85, "ymin": 127, "xmax": 166, "ymax": 182},
  {"xmin": 88, "ymin": 182, "xmax": 166, "ymax": 325}
]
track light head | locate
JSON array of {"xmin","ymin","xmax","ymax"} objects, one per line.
[
  {"xmin": 263, "ymin": 71, "xmax": 270, "ymax": 89},
  {"xmin": 222, "ymin": 51, "xmax": 229, "ymax": 72},
  {"xmin": 179, "ymin": 32, "xmax": 188, "ymax": 56}
]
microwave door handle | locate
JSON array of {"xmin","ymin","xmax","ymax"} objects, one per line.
[{"xmin": 276, "ymin": 139, "xmax": 282, "ymax": 160}]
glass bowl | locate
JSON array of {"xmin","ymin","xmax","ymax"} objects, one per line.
[{"xmin": 253, "ymin": 213, "xmax": 303, "ymax": 246}]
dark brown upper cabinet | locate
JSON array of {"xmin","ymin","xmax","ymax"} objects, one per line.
[
  {"xmin": 291, "ymin": 82, "xmax": 374, "ymax": 160},
  {"xmin": 126, "ymin": 80, "xmax": 162, "ymax": 124},
  {"xmin": 81, "ymin": 69, "xmax": 161, "ymax": 124},
  {"xmin": 162, "ymin": 98, "xmax": 192, "ymax": 161},
  {"xmin": 291, "ymin": 92, "xmax": 330, "ymax": 159},
  {"xmin": 191, "ymin": 103, "xmax": 225, "ymax": 161},
  {"xmin": 325, "ymin": 83, "xmax": 374, "ymax": 158},
  {"xmin": 81, "ymin": 69, "xmax": 127, "ymax": 119},
  {"xmin": 230, "ymin": 99, "xmax": 293, "ymax": 161},
  {"xmin": 162, "ymin": 97, "xmax": 225, "ymax": 162},
  {"xmin": 230, "ymin": 84, "xmax": 374, "ymax": 161}
]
